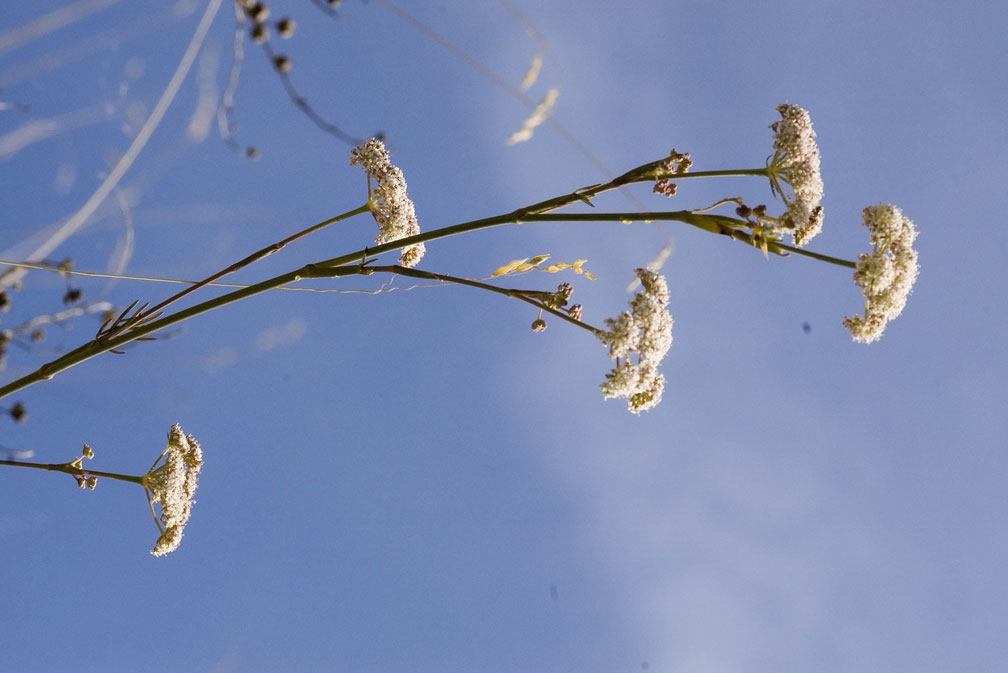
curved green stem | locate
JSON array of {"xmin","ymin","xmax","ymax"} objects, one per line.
[
  {"xmin": 0, "ymin": 264, "xmax": 363, "ymax": 400},
  {"xmin": 362, "ymin": 265, "xmax": 605, "ymax": 337}
]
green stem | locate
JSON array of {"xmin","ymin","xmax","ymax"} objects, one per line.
[
  {"xmin": 104, "ymin": 203, "xmax": 371, "ymax": 336},
  {"xmin": 0, "ymin": 459, "xmax": 145, "ymax": 485},
  {"xmin": 0, "ymin": 264, "xmax": 363, "ymax": 400},
  {"xmin": 669, "ymin": 168, "xmax": 770, "ymax": 179},
  {"xmin": 516, "ymin": 212, "xmax": 858, "ymax": 269},
  {"xmin": 362, "ymin": 265, "xmax": 605, "ymax": 337}
]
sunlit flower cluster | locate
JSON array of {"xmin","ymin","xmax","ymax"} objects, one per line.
[
  {"xmin": 844, "ymin": 204, "xmax": 919, "ymax": 343},
  {"xmin": 598, "ymin": 269, "xmax": 673, "ymax": 413},
  {"xmin": 143, "ymin": 425, "xmax": 203, "ymax": 556},
  {"xmin": 770, "ymin": 103, "xmax": 824, "ymax": 247},
  {"xmin": 350, "ymin": 138, "xmax": 425, "ymax": 267}
]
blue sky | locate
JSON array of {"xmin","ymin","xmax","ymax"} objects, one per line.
[{"xmin": 1, "ymin": 1, "xmax": 1006, "ymax": 672}]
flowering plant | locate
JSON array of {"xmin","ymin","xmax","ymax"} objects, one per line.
[{"xmin": 0, "ymin": 104, "xmax": 918, "ymax": 554}]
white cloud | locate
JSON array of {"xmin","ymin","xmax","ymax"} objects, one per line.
[{"xmin": 255, "ymin": 317, "xmax": 307, "ymax": 352}]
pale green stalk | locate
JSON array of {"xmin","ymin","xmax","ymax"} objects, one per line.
[{"xmin": 0, "ymin": 458, "xmax": 144, "ymax": 485}]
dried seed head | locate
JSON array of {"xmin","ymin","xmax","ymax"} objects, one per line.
[
  {"xmin": 276, "ymin": 18, "xmax": 296, "ymax": 38},
  {"xmin": 245, "ymin": 2, "xmax": 269, "ymax": 21},
  {"xmin": 250, "ymin": 23, "xmax": 268, "ymax": 43},
  {"xmin": 272, "ymin": 55, "xmax": 292, "ymax": 73}
]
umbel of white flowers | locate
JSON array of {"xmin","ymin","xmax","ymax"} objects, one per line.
[
  {"xmin": 598, "ymin": 268, "xmax": 674, "ymax": 413},
  {"xmin": 769, "ymin": 103, "xmax": 824, "ymax": 248},
  {"xmin": 142, "ymin": 425, "xmax": 203, "ymax": 556},
  {"xmin": 845, "ymin": 204, "xmax": 920, "ymax": 343},
  {"xmin": 350, "ymin": 138, "xmax": 425, "ymax": 268}
]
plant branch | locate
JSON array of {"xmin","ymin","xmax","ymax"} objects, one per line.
[
  {"xmin": 359, "ymin": 264, "xmax": 605, "ymax": 337},
  {"xmin": 101, "ymin": 203, "xmax": 371, "ymax": 339},
  {"xmin": 0, "ymin": 459, "xmax": 144, "ymax": 485}
]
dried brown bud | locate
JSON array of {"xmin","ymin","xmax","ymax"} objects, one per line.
[
  {"xmin": 276, "ymin": 18, "xmax": 296, "ymax": 38},
  {"xmin": 250, "ymin": 23, "xmax": 268, "ymax": 43},
  {"xmin": 246, "ymin": 2, "xmax": 269, "ymax": 22},
  {"xmin": 272, "ymin": 54, "xmax": 292, "ymax": 73}
]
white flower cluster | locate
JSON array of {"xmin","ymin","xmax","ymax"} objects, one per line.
[
  {"xmin": 770, "ymin": 104, "xmax": 824, "ymax": 247},
  {"xmin": 598, "ymin": 269, "xmax": 674, "ymax": 414},
  {"xmin": 844, "ymin": 205, "xmax": 919, "ymax": 343},
  {"xmin": 143, "ymin": 425, "xmax": 203, "ymax": 556},
  {"xmin": 350, "ymin": 138, "xmax": 425, "ymax": 268}
]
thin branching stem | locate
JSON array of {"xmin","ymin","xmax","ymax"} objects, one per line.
[
  {"xmin": 105, "ymin": 203, "xmax": 371, "ymax": 337},
  {"xmin": 0, "ymin": 155, "xmax": 849, "ymax": 401},
  {"xmin": 0, "ymin": 459, "xmax": 144, "ymax": 485},
  {"xmin": 361, "ymin": 264, "xmax": 605, "ymax": 337}
]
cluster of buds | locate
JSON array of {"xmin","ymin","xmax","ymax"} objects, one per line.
[
  {"xmin": 653, "ymin": 149, "xmax": 692, "ymax": 198},
  {"xmin": 238, "ymin": 1, "xmax": 296, "ymax": 72},
  {"xmin": 527, "ymin": 283, "xmax": 582, "ymax": 332},
  {"xmin": 70, "ymin": 444, "xmax": 98, "ymax": 490}
]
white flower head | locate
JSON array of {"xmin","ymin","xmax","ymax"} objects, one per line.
[
  {"xmin": 142, "ymin": 425, "xmax": 203, "ymax": 556},
  {"xmin": 598, "ymin": 269, "xmax": 673, "ymax": 413},
  {"xmin": 350, "ymin": 138, "xmax": 425, "ymax": 268},
  {"xmin": 844, "ymin": 205, "xmax": 919, "ymax": 343},
  {"xmin": 770, "ymin": 104, "xmax": 824, "ymax": 247}
]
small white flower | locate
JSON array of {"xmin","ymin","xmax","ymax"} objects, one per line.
[
  {"xmin": 598, "ymin": 269, "xmax": 673, "ymax": 413},
  {"xmin": 769, "ymin": 104, "xmax": 824, "ymax": 247},
  {"xmin": 844, "ymin": 205, "xmax": 919, "ymax": 343},
  {"xmin": 143, "ymin": 425, "xmax": 203, "ymax": 556},
  {"xmin": 350, "ymin": 138, "xmax": 425, "ymax": 267}
]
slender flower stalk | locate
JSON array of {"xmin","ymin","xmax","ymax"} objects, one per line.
[{"xmin": 0, "ymin": 425, "xmax": 204, "ymax": 555}]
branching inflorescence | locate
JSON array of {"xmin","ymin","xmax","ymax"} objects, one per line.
[
  {"xmin": 0, "ymin": 104, "xmax": 919, "ymax": 556},
  {"xmin": 0, "ymin": 425, "xmax": 203, "ymax": 556}
]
